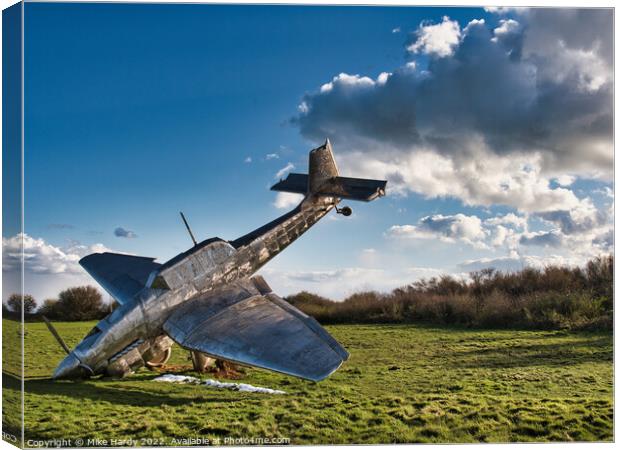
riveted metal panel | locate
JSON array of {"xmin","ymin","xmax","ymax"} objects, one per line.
[{"xmin": 163, "ymin": 283, "xmax": 348, "ymax": 382}]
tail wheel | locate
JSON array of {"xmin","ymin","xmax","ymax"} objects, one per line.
[{"xmin": 145, "ymin": 347, "xmax": 172, "ymax": 370}]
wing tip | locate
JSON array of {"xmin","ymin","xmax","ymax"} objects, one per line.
[{"xmin": 304, "ymin": 357, "xmax": 347, "ymax": 382}]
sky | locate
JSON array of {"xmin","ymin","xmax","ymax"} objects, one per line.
[{"xmin": 2, "ymin": 4, "xmax": 614, "ymax": 302}]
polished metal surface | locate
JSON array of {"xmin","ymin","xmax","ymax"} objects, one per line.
[
  {"xmin": 272, "ymin": 173, "xmax": 387, "ymax": 201},
  {"xmin": 52, "ymin": 142, "xmax": 386, "ymax": 382},
  {"xmin": 80, "ymin": 253, "xmax": 161, "ymax": 305},
  {"xmin": 163, "ymin": 277, "xmax": 348, "ymax": 381}
]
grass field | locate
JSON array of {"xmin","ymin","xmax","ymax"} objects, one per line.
[{"xmin": 2, "ymin": 319, "xmax": 613, "ymax": 445}]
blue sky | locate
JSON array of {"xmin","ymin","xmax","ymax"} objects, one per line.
[{"xmin": 3, "ymin": 4, "xmax": 613, "ymax": 301}]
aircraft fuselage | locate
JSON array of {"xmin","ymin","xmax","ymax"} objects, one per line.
[{"xmin": 53, "ymin": 200, "xmax": 336, "ymax": 379}]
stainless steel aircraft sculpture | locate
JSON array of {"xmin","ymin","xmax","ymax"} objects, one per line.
[{"xmin": 51, "ymin": 140, "xmax": 386, "ymax": 382}]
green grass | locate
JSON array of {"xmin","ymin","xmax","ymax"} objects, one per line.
[{"xmin": 2, "ymin": 319, "xmax": 613, "ymax": 445}]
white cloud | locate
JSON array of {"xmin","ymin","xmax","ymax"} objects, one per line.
[
  {"xmin": 535, "ymin": 41, "xmax": 610, "ymax": 92},
  {"xmin": 273, "ymin": 192, "xmax": 304, "ymax": 209},
  {"xmin": 377, "ymin": 72, "xmax": 391, "ymax": 85},
  {"xmin": 387, "ymin": 213, "xmax": 487, "ymax": 248},
  {"xmin": 555, "ymin": 175, "xmax": 575, "ymax": 186},
  {"xmin": 484, "ymin": 7, "xmax": 526, "ymax": 15},
  {"xmin": 281, "ymin": 9, "xmax": 613, "ymax": 295},
  {"xmin": 294, "ymin": 10, "xmax": 612, "ymax": 180},
  {"xmin": 493, "ymin": 18, "xmax": 521, "ymax": 39},
  {"xmin": 265, "ymin": 153, "xmax": 279, "ymax": 160},
  {"xmin": 490, "ymin": 225, "xmax": 509, "ymax": 247},
  {"xmin": 457, "ymin": 253, "xmax": 584, "ymax": 274},
  {"xmin": 519, "ymin": 230, "xmax": 563, "ymax": 248},
  {"xmin": 407, "ymin": 16, "xmax": 461, "ymax": 58},
  {"xmin": 275, "ymin": 162, "xmax": 295, "ymax": 180},
  {"xmin": 404, "ymin": 266, "xmax": 443, "ymax": 278},
  {"xmin": 337, "ymin": 148, "xmax": 582, "ymax": 214},
  {"xmin": 484, "ymin": 213, "xmax": 527, "ymax": 229},
  {"xmin": 536, "ymin": 198, "xmax": 609, "ymax": 235},
  {"xmin": 386, "ymin": 199, "xmax": 612, "ymax": 259},
  {"xmin": 3, "ymin": 234, "xmax": 81, "ymax": 275},
  {"xmin": 244, "ymin": 156, "xmax": 252, "ymax": 163},
  {"xmin": 2, "ymin": 234, "xmax": 114, "ymax": 301},
  {"xmin": 392, "ymin": 27, "xmax": 401, "ymax": 34},
  {"xmin": 594, "ymin": 186, "xmax": 614, "ymax": 199},
  {"xmin": 521, "ymin": 9, "xmax": 612, "ymax": 93}
]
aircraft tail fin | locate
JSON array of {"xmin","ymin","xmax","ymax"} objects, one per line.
[
  {"xmin": 271, "ymin": 139, "xmax": 387, "ymax": 202},
  {"xmin": 308, "ymin": 139, "xmax": 340, "ymax": 193}
]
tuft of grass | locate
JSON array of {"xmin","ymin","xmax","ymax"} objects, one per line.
[{"xmin": 2, "ymin": 319, "xmax": 613, "ymax": 445}]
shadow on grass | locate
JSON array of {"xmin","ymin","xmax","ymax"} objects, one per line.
[
  {"xmin": 4, "ymin": 372, "xmax": 249, "ymax": 408},
  {"xmin": 446, "ymin": 337, "xmax": 612, "ymax": 369}
]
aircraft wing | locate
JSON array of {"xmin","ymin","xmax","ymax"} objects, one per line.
[
  {"xmin": 79, "ymin": 252, "xmax": 161, "ymax": 305},
  {"xmin": 163, "ymin": 277, "xmax": 348, "ymax": 382}
]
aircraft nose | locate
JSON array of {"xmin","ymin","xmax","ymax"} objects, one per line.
[{"xmin": 52, "ymin": 353, "xmax": 85, "ymax": 379}]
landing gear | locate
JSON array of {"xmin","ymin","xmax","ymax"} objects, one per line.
[
  {"xmin": 145, "ymin": 347, "xmax": 172, "ymax": 370},
  {"xmin": 335, "ymin": 205, "xmax": 352, "ymax": 216},
  {"xmin": 189, "ymin": 351, "xmax": 244, "ymax": 378},
  {"xmin": 190, "ymin": 351, "xmax": 215, "ymax": 372}
]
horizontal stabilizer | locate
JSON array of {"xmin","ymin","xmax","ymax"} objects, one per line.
[
  {"xmin": 271, "ymin": 173, "xmax": 387, "ymax": 202},
  {"xmin": 79, "ymin": 253, "xmax": 160, "ymax": 304},
  {"xmin": 163, "ymin": 278, "xmax": 348, "ymax": 381},
  {"xmin": 270, "ymin": 173, "xmax": 308, "ymax": 195}
]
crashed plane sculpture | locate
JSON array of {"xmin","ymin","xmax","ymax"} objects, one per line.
[{"xmin": 52, "ymin": 141, "xmax": 386, "ymax": 382}]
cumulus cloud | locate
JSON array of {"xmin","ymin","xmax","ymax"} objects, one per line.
[
  {"xmin": 114, "ymin": 227, "xmax": 137, "ymax": 238},
  {"xmin": 273, "ymin": 192, "xmax": 303, "ymax": 209},
  {"xmin": 536, "ymin": 199, "xmax": 610, "ymax": 235},
  {"xmin": 275, "ymin": 162, "xmax": 295, "ymax": 180},
  {"xmin": 407, "ymin": 16, "xmax": 461, "ymax": 57},
  {"xmin": 388, "ymin": 213, "xmax": 487, "ymax": 247},
  {"xmin": 457, "ymin": 253, "xmax": 583, "ymax": 273},
  {"xmin": 519, "ymin": 230, "xmax": 563, "ymax": 248},
  {"xmin": 2, "ymin": 233, "xmax": 116, "ymax": 301},
  {"xmin": 2, "ymin": 234, "xmax": 113, "ymax": 276},
  {"xmin": 554, "ymin": 175, "xmax": 575, "ymax": 187},
  {"xmin": 387, "ymin": 211, "xmax": 532, "ymax": 252},
  {"xmin": 386, "ymin": 200, "xmax": 611, "ymax": 263},
  {"xmin": 492, "ymin": 18, "xmax": 523, "ymax": 59},
  {"xmin": 484, "ymin": 213, "xmax": 527, "ymax": 229},
  {"xmin": 4, "ymin": 234, "xmax": 79, "ymax": 275},
  {"xmin": 593, "ymin": 230, "xmax": 613, "ymax": 249},
  {"xmin": 337, "ymin": 148, "xmax": 582, "ymax": 213},
  {"xmin": 293, "ymin": 9, "xmax": 612, "ymax": 179},
  {"xmin": 292, "ymin": 9, "xmax": 612, "ymax": 271}
]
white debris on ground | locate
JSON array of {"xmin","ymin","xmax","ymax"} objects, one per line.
[
  {"xmin": 153, "ymin": 374, "xmax": 286, "ymax": 394},
  {"xmin": 153, "ymin": 374, "xmax": 201, "ymax": 384},
  {"xmin": 203, "ymin": 379, "xmax": 286, "ymax": 394}
]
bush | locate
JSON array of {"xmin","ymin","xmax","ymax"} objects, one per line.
[
  {"xmin": 6, "ymin": 293, "xmax": 37, "ymax": 315},
  {"xmin": 55, "ymin": 286, "xmax": 107, "ymax": 321},
  {"xmin": 285, "ymin": 255, "xmax": 613, "ymax": 331},
  {"xmin": 38, "ymin": 299, "xmax": 61, "ymax": 319}
]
